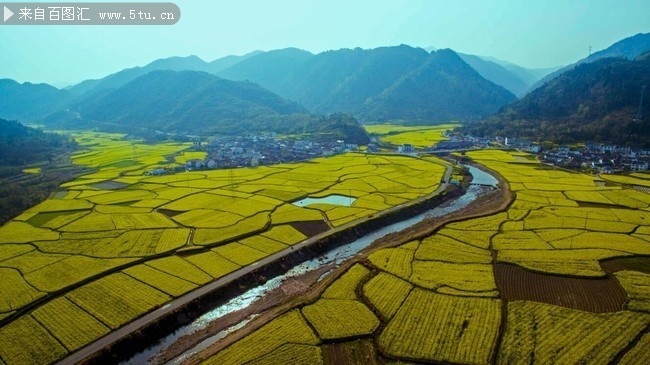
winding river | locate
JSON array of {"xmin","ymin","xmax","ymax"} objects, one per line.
[{"xmin": 123, "ymin": 165, "xmax": 499, "ymax": 364}]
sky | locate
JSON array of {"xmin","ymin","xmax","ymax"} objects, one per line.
[{"xmin": 1, "ymin": 0, "xmax": 649, "ymax": 86}]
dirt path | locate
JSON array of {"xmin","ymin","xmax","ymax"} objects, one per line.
[{"xmin": 58, "ymin": 163, "xmax": 453, "ymax": 365}]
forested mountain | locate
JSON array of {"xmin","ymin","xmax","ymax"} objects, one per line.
[
  {"xmin": 0, "ymin": 79, "xmax": 71, "ymax": 121},
  {"xmin": 357, "ymin": 49, "xmax": 516, "ymax": 123},
  {"xmin": 216, "ymin": 45, "xmax": 516, "ymax": 122},
  {"xmin": 463, "ymin": 53, "xmax": 650, "ymax": 147},
  {"xmin": 529, "ymin": 33, "xmax": 650, "ymax": 92},
  {"xmin": 480, "ymin": 56, "xmax": 561, "ymax": 88},
  {"xmin": 0, "ymin": 119, "xmax": 74, "ymax": 167},
  {"xmin": 53, "ymin": 70, "xmax": 306, "ymax": 133},
  {"xmin": 48, "ymin": 70, "xmax": 370, "ymax": 144},
  {"xmin": 458, "ymin": 53, "xmax": 533, "ymax": 96},
  {"xmin": 216, "ymin": 48, "xmax": 315, "ymax": 93},
  {"xmin": 0, "ymin": 119, "xmax": 78, "ymax": 224},
  {"xmin": 67, "ymin": 52, "xmax": 262, "ymax": 97},
  {"xmin": 67, "ymin": 55, "xmax": 211, "ymax": 97}
]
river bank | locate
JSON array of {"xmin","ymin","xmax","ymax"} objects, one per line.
[{"xmin": 169, "ymin": 165, "xmax": 511, "ymax": 364}]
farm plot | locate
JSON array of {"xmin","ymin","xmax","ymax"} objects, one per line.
[
  {"xmin": 321, "ymin": 264, "xmax": 371, "ymax": 300},
  {"xmin": 66, "ymin": 273, "xmax": 170, "ymax": 329},
  {"xmin": 362, "ymin": 272, "xmax": 412, "ymax": 320},
  {"xmin": 364, "ymin": 123, "xmax": 459, "ymax": 148},
  {"xmin": 497, "ymin": 301, "xmax": 650, "ymax": 365},
  {"xmin": 494, "ymin": 263, "xmax": 625, "ymax": 312},
  {"xmin": 378, "ymin": 289, "xmax": 501, "ymax": 364},
  {"xmin": 203, "ymin": 310, "xmax": 319, "ymax": 365},
  {"xmin": 614, "ymin": 270, "xmax": 650, "ymax": 312},
  {"xmin": 302, "ymin": 299, "xmax": 379, "ymax": 340}
]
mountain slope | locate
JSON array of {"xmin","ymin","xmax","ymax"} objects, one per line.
[
  {"xmin": 0, "ymin": 79, "xmax": 71, "ymax": 121},
  {"xmin": 358, "ymin": 49, "xmax": 517, "ymax": 123},
  {"xmin": 56, "ymin": 70, "xmax": 308, "ymax": 134},
  {"xmin": 0, "ymin": 119, "xmax": 78, "ymax": 225},
  {"xmin": 530, "ymin": 33, "xmax": 650, "ymax": 92},
  {"xmin": 215, "ymin": 45, "xmax": 516, "ymax": 122},
  {"xmin": 49, "ymin": 70, "xmax": 369, "ymax": 143},
  {"xmin": 204, "ymin": 51, "xmax": 263, "ymax": 74},
  {"xmin": 216, "ymin": 48, "xmax": 314, "ymax": 93},
  {"xmin": 67, "ymin": 55, "xmax": 211, "ymax": 97},
  {"xmin": 458, "ymin": 53, "xmax": 530, "ymax": 96},
  {"xmin": 464, "ymin": 54, "xmax": 650, "ymax": 147},
  {"xmin": 297, "ymin": 45, "xmax": 430, "ymax": 113}
]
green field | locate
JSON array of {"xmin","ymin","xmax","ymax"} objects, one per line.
[{"xmin": 0, "ymin": 132, "xmax": 448, "ymax": 364}]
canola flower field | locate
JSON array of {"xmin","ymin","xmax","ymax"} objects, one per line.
[
  {"xmin": 364, "ymin": 123, "xmax": 460, "ymax": 148},
  {"xmin": 201, "ymin": 149, "xmax": 650, "ymax": 365},
  {"xmin": 0, "ymin": 132, "xmax": 448, "ymax": 365}
]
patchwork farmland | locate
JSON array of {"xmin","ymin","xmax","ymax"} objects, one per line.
[
  {"xmin": 195, "ymin": 149, "xmax": 650, "ymax": 365},
  {"xmin": 0, "ymin": 132, "xmax": 449, "ymax": 364}
]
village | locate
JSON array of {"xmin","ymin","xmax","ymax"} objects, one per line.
[
  {"xmin": 431, "ymin": 134, "xmax": 649, "ymax": 173},
  {"xmin": 146, "ymin": 130, "xmax": 648, "ymax": 176},
  {"xmin": 146, "ymin": 133, "xmax": 360, "ymax": 175}
]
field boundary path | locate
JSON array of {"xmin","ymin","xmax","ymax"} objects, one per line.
[{"xmin": 59, "ymin": 162, "xmax": 452, "ymax": 364}]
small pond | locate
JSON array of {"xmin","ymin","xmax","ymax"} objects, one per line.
[{"xmin": 292, "ymin": 194, "xmax": 356, "ymax": 207}]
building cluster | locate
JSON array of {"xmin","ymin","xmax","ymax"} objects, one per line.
[
  {"xmin": 541, "ymin": 142, "xmax": 649, "ymax": 173},
  {"xmin": 430, "ymin": 134, "xmax": 492, "ymax": 151},
  {"xmin": 184, "ymin": 134, "xmax": 359, "ymax": 170}
]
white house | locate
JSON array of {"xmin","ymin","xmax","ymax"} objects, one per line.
[
  {"xmin": 398, "ymin": 144, "xmax": 415, "ymax": 153},
  {"xmin": 631, "ymin": 161, "xmax": 649, "ymax": 171}
]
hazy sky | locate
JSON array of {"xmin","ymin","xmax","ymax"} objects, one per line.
[{"xmin": 1, "ymin": 0, "xmax": 649, "ymax": 86}]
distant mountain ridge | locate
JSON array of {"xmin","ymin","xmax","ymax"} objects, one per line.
[
  {"xmin": 66, "ymin": 52, "xmax": 262, "ymax": 97},
  {"xmin": 356, "ymin": 49, "xmax": 517, "ymax": 123},
  {"xmin": 214, "ymin": 45, "xmax": 517, "ymax": 122},
  {"xmin": 0, "ymin": 79, "xmax": 71, "ymax": 121},
  {"xmin": 4, "ymin": 45, "xmax": 527, "ymax": 126},
  {"xmin": 48, "ymin": 70, "xmax": 371, "ymax": 144},
  {"xmin": 53, "ymin": 70, "xmax": 307, "ymax": 133},
  {"xmin": 529, "ymin": 33, "xmax": 650, "ymax": 92},
  {"xmin": 457, "ymin": 53, "xmax": 560, "ymax": 96},
  {"xmin": 463, "ymin": 53, "xmax": 650, "ymax": 147}
]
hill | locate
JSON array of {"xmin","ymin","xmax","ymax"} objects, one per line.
[
  {"xmin": 216, "ymin": 46, "xmax": 516, "ymax": 122},
  {"xmin": 357, "ymin": 49, "xmax": 516, "ymax": 123},
  {"xmin": 67, "ymin": 52, "xmax": 262, "ymax": 98},
  {"xmin": 67, "ymin": 55, "xmax": 215, "ymax": 97},
  {"xmin": 49, "ymin": 70, "xmax": 370, "ymax": 144},
  {"xmin": 0, "ymin": 79, "xmax": 71, "ymax": 121},
  {"xmin": 0, "ymin": 119, "xmax": 79, "ymax": 224},
  {"xmin": 463, "ymin": 54, "xmax": 650, "ymax": 147},
  {"xmin": 457, "ymin": 53, "xmax": 558, "ymax": 96},
  {"xmin": 54, "ymin": 70, "xmax": 306, "ymax": 133},
  {"xmin": 216, "ymin": 48, "xmax": 314, "ymax": 93},
  {"xmin": 529, "ymin": 33, "xmax": 650, "ymax": 92}
]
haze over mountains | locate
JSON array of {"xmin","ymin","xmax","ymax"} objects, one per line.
[
  {"xmin": 0, "ymin": 45, "xmax": 534, "ymax": 131},
  {"xmin": 1, "ymin": 33, "xmax": 649, "ymax": 146},
  {"xmin": 464, "ymin": 52, "xmax": 650, "ymax": 147},
  {"xmin": 529, "ymin": 33, "xmax": 650, "ymax": 92}
]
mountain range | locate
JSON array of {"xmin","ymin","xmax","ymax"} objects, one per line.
[
  {"xmin": 529, "ymin": 33, "xmax": 650, "ymax": 92},
  {"xmin": 0, "ymin": 79, "xmax": 71, "ymax": 121},
  {"xmin": 210, "ymin": 45, "xmax": 519, "ymax": 120},
  {"xmin": 464, "ymin": 52, "xmax": 650, "ymax": 147},
  {"xmin": 1, "ymin": 46, "xmax": 526, "ymax": 133},
  {"xmin": 2, "ymin": 33, "xmax": 649, "ymax": 146}
]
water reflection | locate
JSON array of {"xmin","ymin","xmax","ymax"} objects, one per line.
[{"xmin": 292, "ymin": 194, "xmax": 356, "ymax": 207}]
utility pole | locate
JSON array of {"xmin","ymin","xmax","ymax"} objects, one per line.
[{"xmin": 635, "ymin": 85, "xmax": 646, "ymax": 121}]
